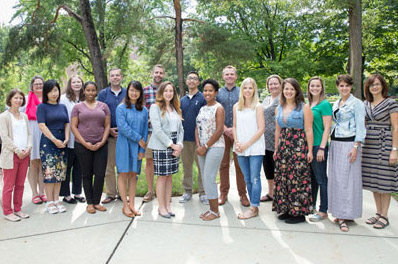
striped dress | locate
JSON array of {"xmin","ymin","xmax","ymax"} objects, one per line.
[{"xmin": 362, "ymin": 98, "xmax": 398, "ymax": 193}]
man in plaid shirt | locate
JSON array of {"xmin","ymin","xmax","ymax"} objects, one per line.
[{"xmin": 143, "ymin": 64, "xmax": 165, "ymax": 202}]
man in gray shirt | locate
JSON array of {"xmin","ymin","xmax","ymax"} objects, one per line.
[{"xmin": 216, "ymin": 65, "xmax": 249, "ymax": 207}]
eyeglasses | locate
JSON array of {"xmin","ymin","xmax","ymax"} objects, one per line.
[
  {"xmin": 187, "ymin": 77, "xmax": 199, "ymax": 81},
  {"xmin": 370, "ymin": 83, "xmax": 381, "ymax": 88}
]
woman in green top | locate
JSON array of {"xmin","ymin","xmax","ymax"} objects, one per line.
[{"xmin": 307, "ymin": 77, "xmax": 332, "ymax": 221}]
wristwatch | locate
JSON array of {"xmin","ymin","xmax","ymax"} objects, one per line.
[{"xmin": 353, "ymin": 145, "xmax": 360, "ymax": 150}]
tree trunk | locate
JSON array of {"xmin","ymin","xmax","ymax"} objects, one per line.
[
  {"xmin": 79, "ymin": 0, "xmax": 108, "ymax": 90},
  {"xmin": 174, "ymin": 0, "xmax": 185, "ymax": 97},
  {"xmin": 348, "ymin": 0, "xmax": 363, "ymax": 99}
]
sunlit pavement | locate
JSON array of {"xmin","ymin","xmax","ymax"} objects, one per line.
[{"xmin": 0, "ymin": 163, "xmax": 397, "ymax": 264}]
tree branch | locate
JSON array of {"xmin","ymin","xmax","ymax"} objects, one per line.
[
  {"xmin": 51, "ymin": 5, "xmax": 82, "ymax": 24},
  {"xmin": 65, "ymin": 40, "xmax": 91, "ymax": 60},
  {"xmin": 149, "ymin": 16, "xmax": 176, "ymax": 20},
  {"xmin": 182, "ymin": 18, "xmax": 205, "ymax": 24},
  {"xmin": 76, "ymin": 58, "xmax": 94, "ymax": 75}
]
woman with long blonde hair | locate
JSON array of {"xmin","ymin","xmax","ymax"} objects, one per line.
[{"xmin": 233, "ymin": 77, "xmax": 265, "ymax": 219}]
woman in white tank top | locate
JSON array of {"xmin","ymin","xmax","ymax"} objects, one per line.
[{"xmin": 233, "ymin": 77, "xmax": 265, "ymax": 219}]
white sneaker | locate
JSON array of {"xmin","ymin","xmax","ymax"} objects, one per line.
[
  {"xmin": 4, "ymin": 213, "xmax": 21, "ymax": 222},
  {"xmin": 199, "ymin": 194, "xmax": 209, "ymax": 205},
  {"xmin": 179, "ymin": 193, "xmax": 192, "ymax": 203}
]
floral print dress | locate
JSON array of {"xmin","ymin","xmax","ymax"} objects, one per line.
[{"xmin": 272, "ymin": 104, "xmax": 313, "ymax": 216}]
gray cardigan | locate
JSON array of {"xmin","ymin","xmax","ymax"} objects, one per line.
[{"xmin": 147, "ymin": 104, "xmax": 184, "ymax": 150}]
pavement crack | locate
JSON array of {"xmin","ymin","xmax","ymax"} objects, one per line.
[{"xmin": 104, "ymin": 201, "xmax": 145, "ymax": 264}]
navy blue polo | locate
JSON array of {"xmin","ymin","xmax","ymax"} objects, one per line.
[{"xmin": 180, "ymin": 91, "xmax": 206, "ymax": 142}]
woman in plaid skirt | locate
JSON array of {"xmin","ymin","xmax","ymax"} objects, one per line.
[{"xmin": 147, "ymin": 81, "xmax": 184, "ymax": 218}]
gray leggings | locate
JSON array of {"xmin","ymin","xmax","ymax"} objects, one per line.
[{"xmin": 198, "ymin": 147, "xmax": 225, "ymax": 200}]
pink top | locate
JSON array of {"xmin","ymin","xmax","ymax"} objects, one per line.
[{"xmin": 71, "ymin": 101, "xmax": 110, "ymax": 144}]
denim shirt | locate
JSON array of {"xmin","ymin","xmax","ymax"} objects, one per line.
[
  {"xmin": 216, "ymin": 85, "xmax": 240, "ymax": 128},
  {"xmin": 276, "ymin": 104, "xmax": 304, "ymax": 129},
  {"xmin": 331, "ymin": 94, "xmax": 366, "ymax": 142}
]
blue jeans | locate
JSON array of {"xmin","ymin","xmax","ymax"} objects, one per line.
[
  {"xmin": 237, "ymin": 155, "xmax": 263, "ymax": 207},
  {"xmin": 310, "ymin": 146, "xmax": 328, "ymax": 213}
]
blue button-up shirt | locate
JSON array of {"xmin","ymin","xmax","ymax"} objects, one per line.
[
  {"xmin": 97, "ymin": 86, "xmax": 126, "ymax": 128},
  {"xmin": 216, "ymin": 85, "xmax": 240, "ymax": 128},
  {"xmin": 331, "ymin": 94, "xmax": 366, "ymax": 142}
]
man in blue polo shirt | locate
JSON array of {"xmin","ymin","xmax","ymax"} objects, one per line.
[
  {"xmin": 179, "ymin": 71, "xmax": 207, "ymax": 204},
  {"xmin": 97, "ymin": 68, "xmax": 126, "ymax": 203}
]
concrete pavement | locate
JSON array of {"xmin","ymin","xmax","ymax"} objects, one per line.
[{"xmin": 1, "ymin": 164, "xmax": 397, "ymax": 264}]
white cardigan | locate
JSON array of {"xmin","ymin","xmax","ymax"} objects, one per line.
[{"xmin": 0, "ymin": 111, "xmax": 32, "ymax": 169}]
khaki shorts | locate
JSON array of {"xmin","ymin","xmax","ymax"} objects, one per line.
[{"xmin": 145, "ymin": 134, "xmax": 153, "ymax": 159}]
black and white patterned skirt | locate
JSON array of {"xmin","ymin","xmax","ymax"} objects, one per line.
[{"xmin": 152, "ymin": 132, "xmax": 179, "ymax": 176}]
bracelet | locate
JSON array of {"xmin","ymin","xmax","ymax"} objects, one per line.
[
  {"xmin": 318, "ymin": 147, "xmax": 325, "ymax": 151},
  {"xmin": 392, "ymin": 147, "xmax": 397, "ymax": 151},
  {"xmin": 205, "ymin": 144, "xmax": 209, "ymax": 149},
  {"xmin": 353, "ymin": 145, "xmax": 360, "ymax": 150},
  {"xmin": 51, "ymin": 136, "xmax": 56, "ymax": 141}
]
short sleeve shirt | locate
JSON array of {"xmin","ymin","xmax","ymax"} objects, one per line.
[
  {"xmin": 37, "ymin": 103, "xmax": 69, "ymax": 129},
  {"xmin": 71, "ymin": 101, "xmax": 110, "ymax": 144},
  {"xmin": 311, "ymin": 99, "xmax": 332, "ymax": 146}
]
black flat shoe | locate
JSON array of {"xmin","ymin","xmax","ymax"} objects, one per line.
[
  {"xmin": 74, "ymin": 196, "xmax": 86, "ymax": 203},
  {"xmin": 63, "ymin": 197, "xmax": 77, "ymax": 204},
  {"xmin": 285, "ymin": 215, "xmax": 306, "ymax": 224},
  {"xmin": 278, "ymin": 213, "xmax": 291, "ymax": 220}
]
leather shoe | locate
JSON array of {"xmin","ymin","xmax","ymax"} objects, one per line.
[
  {"xmin": 218, "ymin": 194, "xmax": 228, "ymax": 205},
  {"xmin": 240, "ymin": 195, "xmax": 250, "ymax": 207},
  {"xmin": 94, "ymin": 204, "xmax": 107, "ymax": 211}
]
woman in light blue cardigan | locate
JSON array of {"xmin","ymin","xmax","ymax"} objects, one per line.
[
  {"xmin": 148, "ymin": 81, "xmax": 184, "ymax": 218},
  {"xmin": 328, "ymin": 74, "xmax": 365, "ymax": 232},
  {"xmin": 116, "ymin": 81, "xmax": 148, "ymax": 218}
]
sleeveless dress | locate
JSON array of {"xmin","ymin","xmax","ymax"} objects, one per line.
[
  {"xmin": 272, "ymin": 104, "xmax": 313, "ymax": 216},
  {"xmin": 362, "ymin": 98, "xmax": 398, "ymax": 193}
]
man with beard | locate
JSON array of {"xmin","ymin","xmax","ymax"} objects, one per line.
[{"xmin": 143, "ymin": 64, "xmax": 165, "ymax": 202}]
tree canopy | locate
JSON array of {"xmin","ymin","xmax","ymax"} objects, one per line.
[{"xmin": 1, "ymin": 0, "xmax": 398, "ymax": 110}]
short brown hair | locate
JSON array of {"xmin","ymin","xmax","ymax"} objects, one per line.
[
  {"xmin": 6, "ymin": 88, "xmax": 26, "ymax": 107},
  {"xmin": 152, "ymin": 64, "xmax": 164, "ymax": 72},
  {"xmin": 364, "ymin": 74, "xmax": 389, "ymax": 102},
  {"xmin": 336, "ymin": 74, "xmax": 353, "ymax": 86}
]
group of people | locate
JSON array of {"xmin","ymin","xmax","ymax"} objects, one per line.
[{"xmin": 1, "ymin": 65, "xmax": 397, "ymax": 233}]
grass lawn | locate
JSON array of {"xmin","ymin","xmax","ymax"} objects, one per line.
[
  {"xmin": 136, "ymin": 159, "xmax": 204, "ymax": 197},
  {"xmin": 392, "ymin": 193, "xmax": 398, "ymax": 201}
]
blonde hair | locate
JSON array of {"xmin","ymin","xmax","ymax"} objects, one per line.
[
  {"xmin": 237, "ymin": 77, "xmax": 259, "ymax": 111},
  {"xmin": 266, "ymin": 75, "xmax": 283, "ymax": 91},
  {"xmin": 222, "ymin": 65, "xmax": 237, "ymax": 75}
]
